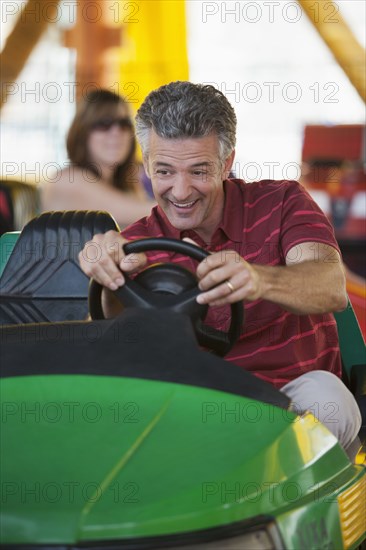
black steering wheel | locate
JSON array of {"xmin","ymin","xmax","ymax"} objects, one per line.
[{"xmin": 89, "ymin": 238, "xmax": 243, "ymax": 356}]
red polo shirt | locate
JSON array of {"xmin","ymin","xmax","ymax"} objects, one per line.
[{"xmin": 122, "ymin": 179, "xmax": 342, "ymax": 388}]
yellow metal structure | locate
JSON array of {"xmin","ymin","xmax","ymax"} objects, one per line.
[
  {"xmin": 118, "ymin": 0, "xmax": 189, "ymax": 110},
  {"xmin": 0, "ymin": 0, "xmax": 62, "ymax": 109},
  {"xmin": 338, "ymin": 475, "xmax": 366, "ymax": 548},
  {"xmin": 299, "ymin": 0, "xmax": 366, "ymax": 103}
]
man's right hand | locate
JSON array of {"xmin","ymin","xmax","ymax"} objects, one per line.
[{"xmin": 78, "ymin": 230, "xmax": 147, "ymax": 291}]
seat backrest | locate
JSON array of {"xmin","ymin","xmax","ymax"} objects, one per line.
[
  {"xmin": 335, "ymin": 301, "xmax": 366, "ymax": 395},
  {"xmin": 0, "ymin": 211, "xmax": 119, "ymax": 324},
  {"xmin": 334, "ymin": 301, "xmax": 366, "ymax": 378}
]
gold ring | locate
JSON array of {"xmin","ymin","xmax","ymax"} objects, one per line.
[{"xmin": 225, "ymin": 280, "xmax": 235, "ymax": 293}]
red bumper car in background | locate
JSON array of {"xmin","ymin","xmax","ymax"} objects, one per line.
[{"xmin": 301, "ymin": 124, "xmax": 366, "ymax": 338}]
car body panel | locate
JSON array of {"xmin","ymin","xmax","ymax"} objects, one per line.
[{"xmin": 1, "ymin": 374, "xmax": 361, "ymax": 546}]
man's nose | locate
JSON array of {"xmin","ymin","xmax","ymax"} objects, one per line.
[{"xmin": 171, "ymin": 174, "xmax": 192, "ymax": 201}]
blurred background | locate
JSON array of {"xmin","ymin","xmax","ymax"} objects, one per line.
[{"xmin": 0, "ymin": 0, "xmax": 365, "ymax": 329}]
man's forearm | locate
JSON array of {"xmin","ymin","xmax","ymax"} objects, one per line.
[{"xmin": 253, "ymin": 260, "xmax": 347, "ymax": 315}]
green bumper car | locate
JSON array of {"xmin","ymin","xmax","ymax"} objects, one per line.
[{"xmin": 0, "ymin": 212, "xmax": 365, "ymax": 550}]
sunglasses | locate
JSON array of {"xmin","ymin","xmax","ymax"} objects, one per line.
[{"xmin": 91, "ymin": 117, "xmax": 133, "ymax": 131}]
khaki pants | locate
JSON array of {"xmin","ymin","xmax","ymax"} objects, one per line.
[{"xmin": 282, "ymin": 371, "xmax": 362, "ymax": 457}]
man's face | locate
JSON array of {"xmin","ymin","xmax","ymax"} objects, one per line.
[{"xmin": 144, "ymin": 131, "xmax": 234, "ymax": 241}]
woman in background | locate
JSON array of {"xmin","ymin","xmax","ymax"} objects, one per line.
[{"xmin": 41, "ymin": 89, "xmax": 154, "ymax": 227}]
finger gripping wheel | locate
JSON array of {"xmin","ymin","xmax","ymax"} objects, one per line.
[{"xmin": 89, "ymin": 238, "xmax": 243, "ymax": 356}]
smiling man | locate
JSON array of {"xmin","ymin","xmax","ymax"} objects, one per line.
[
  {"xmin": 79, "ymin": 81, "xmax": 361, "ymax": 456},
  {"xmin": 143, "ymin": 131, "xmax": 232, "ymax": 241}
]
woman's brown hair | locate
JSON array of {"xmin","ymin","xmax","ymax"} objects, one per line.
[{"xmin": 66, "ymin": 89, "xmax": 139, "ymax": 192}]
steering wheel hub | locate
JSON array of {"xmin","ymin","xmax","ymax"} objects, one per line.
[{"xmin": 136, "ymin": 264, "xmax": 199, "ymax": 295}]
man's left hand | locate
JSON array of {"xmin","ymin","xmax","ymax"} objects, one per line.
[{"xmin": 196, "ymin": 250, "xmax": 262, "ymax": 306}]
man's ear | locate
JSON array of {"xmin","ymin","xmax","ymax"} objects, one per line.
[{"xmin": 223, "ymin": 149, "xmax": 235, "ymax": 179}]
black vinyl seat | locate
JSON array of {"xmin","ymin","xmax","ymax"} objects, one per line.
[{"xmin": 0, "ymin": 211, "xmax": 119, "ymax": 324}]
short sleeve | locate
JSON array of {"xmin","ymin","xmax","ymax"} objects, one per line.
[{"xmin": 280, "ymin": 181, "xmax": 340, "ymax": 258}]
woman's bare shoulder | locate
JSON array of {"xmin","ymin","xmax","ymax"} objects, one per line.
[
  {"xmin": 56, "ymin": 166, "xmax": 98, "ymax": 186},
  {"xmin": 41, "ymin": 166, "xmax": 97, "ymax": 210}
]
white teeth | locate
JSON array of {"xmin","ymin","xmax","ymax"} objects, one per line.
[{"xmin": 172, "ymin": 200, "xmax": 196, "ymax": 208}]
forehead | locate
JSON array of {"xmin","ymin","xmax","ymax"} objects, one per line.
[{"xmin": 147, "ymin": 131, "xmax": 220, "ymax": 164}]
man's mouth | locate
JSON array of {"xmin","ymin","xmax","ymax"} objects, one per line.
[{"xmin": 170, "ymin": 200, "xmax": 198, "ymax": 209}]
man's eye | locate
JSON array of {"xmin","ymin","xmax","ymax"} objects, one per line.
[
  {"xmin": 156, "ymin": 169, "xmax": 170, "ymax": 175},
  {"xmin": 193, "ymin": 170, "xmax": 207, "ymax": 176}
]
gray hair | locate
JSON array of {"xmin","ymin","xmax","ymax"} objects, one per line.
[{"xmin": 135, "ymin": 81, "xmax": 237, "ymax": 161}]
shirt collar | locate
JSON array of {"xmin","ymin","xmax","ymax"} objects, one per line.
[{"xmin": 148, "ymin": 179, "xmax": 245, "ymax": 244}]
